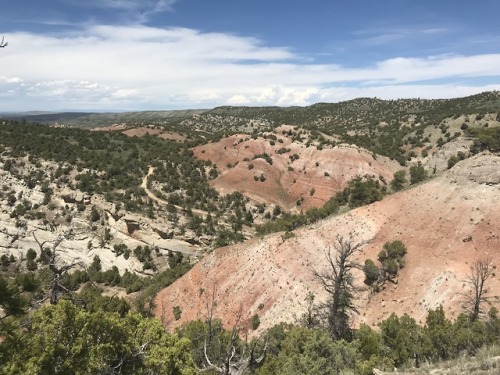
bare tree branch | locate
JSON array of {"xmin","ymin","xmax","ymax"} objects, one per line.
[
  {"xmin": 464, "ymin": 258, "xmax": 495, "ymax": 321},
  {"xmin": 197, "ymin": 284, "xmax": 267, "ymax": 375},
  {"xmin": 0, "ymin": 36, "xmax": 7, "ymax": 48},
  {"xmin": 32, "ymin": 229, "xmax": 84, "ymax": 304},
  {"xmin": 313, "ymin": 234, "xmax": 368, "ymax": 340}
]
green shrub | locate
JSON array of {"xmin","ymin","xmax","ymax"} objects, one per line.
[
  {"xmin": 363, "ymin": 259, "xmax": 380, "ymax": 285},
  {"xmin": 252, "ymin": 314, "xmax": 261, "ymax": 330}
]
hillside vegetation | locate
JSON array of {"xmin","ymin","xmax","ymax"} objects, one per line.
[{"xmin": 1, "ymin": 92, "xmax": 500, "ymax": 374}]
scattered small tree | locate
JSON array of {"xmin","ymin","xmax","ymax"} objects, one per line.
[
  {"xmin": 447, "ymin": 151, "xmax": 466, "ymax": 169},
  {"xmin": 364, "ymin": 241, "xmax": 407, "ymax": 291},
  {"xmin": 299, "ymin": 292, "xmax": 320, "ymax": 329},
  {"xmin": 251, "ymin": 314, "xmax": 261, "ymax": 330},
  {"xmin": 173, "ymin": 305, "xmax": 182, "ymax": 321},
  {"xmin": 378, "ymin": 240, "xmax": 407, "ymax": 279},
  {"xmin": 33, "ymin": 230, "xmax": 84, "ymax": 304},
  {"xmin": 409, "ymin": 162, "xmax": 427, "ymax": 185},
  {"xmin": 89, "ymin": 205, "xmax": 100, "ymax": 222},
  {"xmin": 363, "ymin": 259, "xmax": 380, "ymax": 286},
  {"xmin": 390, "ymin": 170, "xmax": 407, "ymax": 191}
]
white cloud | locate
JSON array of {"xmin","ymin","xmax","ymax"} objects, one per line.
[
  {"xmin": 227, "ymin": 95, "xmax": 251, "ymax": 105},
  {"xmin": 1, "ymin": 24, "xmax": 500, "ymax": 110},
  {"xmin": 253, "ymin": 85, "xmax": 319, "ymax": 106},
  {"xmin": 80, "ymin": 0, "xmax": 177, "ymax": 14},
  {"xmin": 0, "ymin": 76, "xmax": 23, "ymax": 84},
  {"xmin": 353, "ymin": 25, "xmax": 450, "ymax": 46},
  {"xmin": 112, "ymin": 89, "xmax": 140, "ymax": 99},
  {"xmin": 371, "ymin": 54, "xmax": 500, "ymax": 83},
  {"xmin": 61, "ymin": 0, "xmax": 177, "ymax": 23}
]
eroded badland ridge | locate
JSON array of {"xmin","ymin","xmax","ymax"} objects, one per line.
[
  {"xmin": 154, "ymin": 153, "xmax": 500, "ymax": 333},
  {"xmin": 1, "ymin": 92, "xmax": 500, "ymax": 340},
  {"xmin": 192, "ymin": 126, "xmax": 401, "ymax": 211}
]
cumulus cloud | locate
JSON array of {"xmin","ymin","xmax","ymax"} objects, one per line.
[{"xmin": 1, "ymin": 24, "xmax": 500, "ymax": 111}]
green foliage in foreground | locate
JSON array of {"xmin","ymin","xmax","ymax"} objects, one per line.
[
  {"xmin": 258, "ymin": 325, "xmax": 361, "ymax": 375},
  {"xmin": 257, "ymin": 307, "xmax": 500, "ymax": 375},
  {"xmin": 1, "ymin": 291, "xmax": 499, "ymax": 375},
  {"xmin": 173, "ymin": 305, "xmax": 500, "ymax": 375},
  {"xmin": 0, "ymin": 300, "xmax": 195, "ymax": 375}
]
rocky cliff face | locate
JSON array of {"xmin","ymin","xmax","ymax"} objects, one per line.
[{"xmin": 154, "ymin": 153, "xmax": 500, "ymax": 334}]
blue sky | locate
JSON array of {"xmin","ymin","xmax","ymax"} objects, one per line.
[{"xmin": 1, "ymin": 0, "xmax": 500, "ymax": 111}]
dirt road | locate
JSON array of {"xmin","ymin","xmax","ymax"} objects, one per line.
[{"xmin": 141, "ymin": 166, "xmax": 208, "ymax": 217}]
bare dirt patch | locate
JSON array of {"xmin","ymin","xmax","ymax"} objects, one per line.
[
  {"xmin": 157, "ymin": 131, "xmax": 187, "ymax": 142},
  {"xmin": 119, "ymin": 127, "xmax": 186, "ymax": 141},
  {"xmin": 122, "ymin": 127, "xmax": 163, "ymax": 137},
  {"xmin": 193, "ymin": 134, "xmax": 401, "ymax": 211}
]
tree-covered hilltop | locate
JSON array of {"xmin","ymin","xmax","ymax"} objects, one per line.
[
  {"xmin": 7, "ymin": 91, "xmax": 500, "ymax": 165},
  {"xmin": 204, "ymin": 91, "xmax": 500, "ymax": 132},
  {"xmin": 184, "ymin": 91, "xmax": 500, "ymax": 164}
]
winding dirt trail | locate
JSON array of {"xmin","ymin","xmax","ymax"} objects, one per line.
[
  {"xmin": 141, "ymin": 166, "xmax": 208, "ymax": 217},
  {"xmin": 142, "ymin": 167, "xmax": 169, "ymax": 205}
]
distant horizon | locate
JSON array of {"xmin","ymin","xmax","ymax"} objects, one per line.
[
  {"xmin": 0, "ymin": 108, "xmax": 209, "ymax": 115},
  {"xmin": 2, "ymin": 90, "xmax": 499, "ymax": 115}
]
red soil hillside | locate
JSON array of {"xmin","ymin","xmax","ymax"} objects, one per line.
[
  {"xmin": 155, "ymin": 153, "xmax": 500, "ymax": 335},
  {"xmin": 192, "ymin": 126, "xmax": 401, "ymax": 211}
]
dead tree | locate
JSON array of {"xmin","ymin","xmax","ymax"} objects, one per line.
[
  {"xmin": 33, "ymin": 230, "xmax": 83, "ymax": 304},
  {"xmin": 313, "ymin": 235, "xmax": 368, "ymax": 341},
  {"xmin": 0, "ymin": 36, "xmax": 7, "ymax": 48},
  {"xmin": 197, "ymin": 285, "xmax": 267, "ymax": 375},
  {"xmin": 464, "ymin": 258, "xmax": 495, "ymax": 322}
]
